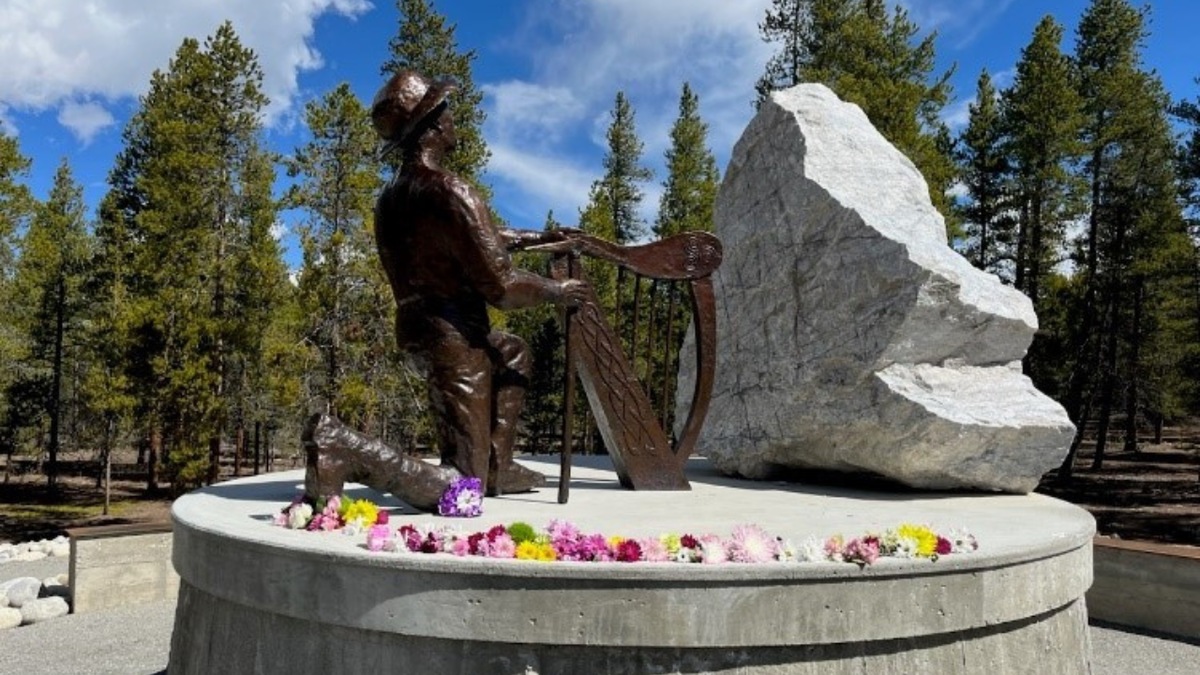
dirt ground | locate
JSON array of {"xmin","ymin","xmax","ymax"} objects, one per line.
[
  {"xmin": 1038, "ymin": 440, "xmax": 1200, "ymax": 547},
  {"xmin": 2, "ymin": 439, "xmax": 1198, "ymax": 547}
]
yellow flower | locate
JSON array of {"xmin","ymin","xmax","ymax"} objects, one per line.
[
  {"xmin": 340, "ymin": 498, "xmax": 379, "ymax": 527},
  {"xmin": 534, "ymin": 542, "xmax": 558, "ymax": 562},
  {"xmin": 897, "ymin": 524, "xmax": 938, "ymax": 558},
  {"xmin": 607, "ymin": 536, "xmax": 625, "ymax": 549},
  {"xmin": 516, "ymin": 541, "xmax": 557, "ymax": 562},
  {"xmin": 660, "ymin": 534, "xmax": 682, "ymax": 555}
]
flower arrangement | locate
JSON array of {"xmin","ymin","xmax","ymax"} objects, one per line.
[
  {"xmin": 362, "ymin": 519, "xmax": 978, "ymax": 566},
  {"xmin": 273, "ymin": 494, "xmax": 387, "ymax": 534},
  {"xmin": 438, "ymin": 476, "xmax": 484, "ymax": 518}
]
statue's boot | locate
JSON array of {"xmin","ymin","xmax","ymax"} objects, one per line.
[
  {"xmin": 303, "ymin": 413, "xmax": 459, "ymax": 512},
  {"xmin": 487, "ymin": 390, "xmax": 545, "ymax": 497}
]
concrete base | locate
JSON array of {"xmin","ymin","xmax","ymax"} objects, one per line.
[
  {"xmin": 168, "ymin": 457, "xmax": 1095, "ymax": 675},
  {"xmin": 69, "ymin": 523, "xmax": 178, "ymax": 614}
]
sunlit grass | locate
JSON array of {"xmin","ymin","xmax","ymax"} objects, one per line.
[{"xmin": 0, "ymin": 501, "xmax": 135, "ymax": 521}]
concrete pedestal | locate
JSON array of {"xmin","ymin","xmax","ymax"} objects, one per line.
[{"xmin": 168, "ymin": 457, "xmax": 1094, "ymax": 674}]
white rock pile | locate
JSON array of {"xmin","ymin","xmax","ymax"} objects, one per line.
[{"xmin": 0, "ymin": 537, "xmax": 73, "ymax": 629}]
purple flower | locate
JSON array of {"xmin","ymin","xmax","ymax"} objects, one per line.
[{"xmin": 438, "ymin": 477, "xmax": 484, "ymax": 518}]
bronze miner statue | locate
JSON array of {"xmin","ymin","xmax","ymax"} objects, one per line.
[{"xmin": 304, "ymin": 70, "xmax": 587, "ymax": 510}]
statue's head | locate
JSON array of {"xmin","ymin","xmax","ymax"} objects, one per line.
[{"xmin": 372, "ymin": 69, "xmax": 458, "ymax": 156}]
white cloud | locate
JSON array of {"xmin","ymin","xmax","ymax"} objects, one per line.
[
  {"xmin": 483, "ymin": 0, "xmax": 772, "ymax": 220},
  {"xmin": 942, "ymin": 98, "xmax": 973, "ymax": 130},
  {"xmin": 56, "ymin": 101, "xmax": 115, "ymax": 145},
  {"xmin": 483, "ymin": 81, "xmax": 585, "ymax": 145},
  {"xmin": 270, "ymin": 220, "xmax": 289, "ymax": 242},
  {"xmin": 487, "ymin": 143, "xmax": 596, "ymax": 225},
  {"xmin": 0, "ymin": 0, "xmax": 371, "ymax": 135},
  {"xmin": 898, "ymin": 0, "xmax": 1017, "ymax": 50},
  {"xmin": 0, "ymin": 105, "xmax": 15, "ymax": 136}
]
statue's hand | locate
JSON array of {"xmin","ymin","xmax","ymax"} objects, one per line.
[{"xmin": 557, "ymin": 279, "xmax": 590, "ymax": 307}]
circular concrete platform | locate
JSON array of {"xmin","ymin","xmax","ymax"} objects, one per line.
[{"xmin": 167, "ymin": 456, "xmax": 1094, "ymax": 674}]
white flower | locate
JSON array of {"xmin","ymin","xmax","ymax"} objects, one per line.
[
  {"xmin": 287, "ymin": 503, "xmax": 313, "ymax": 530},
  {"xmin": 798, "ymin": 536, "xmax": 827, "ymax": 563},
  {"xmin": 948, "ymin": 528, "xmax": 978, "ymax": 554},
  {"xmin": 777, "ymin": 539, "xmax": 799, "ymax": 562},
  {"xmin": 893, "ymin": 536, "xmax": 918, "ymax": 559}
]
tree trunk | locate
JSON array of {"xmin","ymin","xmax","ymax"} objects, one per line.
[
  {"xmin": 233, "ymin": 421, "xmax": 245, "ymax": 477},
  {"xmin": 1092, "ymin": 297, "xmax": 1122, "ymax": 470},
  {"xmin": 1123, "ymin": 278, "xmax": 1144, "ymax": 453},
  {"xmin": 147, "ymin": 426, "xmax": 161, "ymax": 495},
  {"xmin": 253, "ymin": 420, "xmax": 261, "ymax": 475},
  {"xmin": 47, "ymin": 276, "xmax": 66, "ymax": 494}
]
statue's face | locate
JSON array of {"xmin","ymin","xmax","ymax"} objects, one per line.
[{"xmin": 433, "ymin": 106, "xmax": 457, "ymax": 151}]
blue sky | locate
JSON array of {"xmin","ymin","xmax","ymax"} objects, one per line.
[{"xmin": 1, "ymin": 0, "xmax": 1197, "ymax": 266}]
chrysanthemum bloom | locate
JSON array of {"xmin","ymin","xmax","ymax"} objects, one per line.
[
  {"xmin": 616, "ymin": 539, "xmax": 643, "ymax": 562},
  {"xmin": 575, "ymin": 534, "xmax": 611, "ymax": 562},
  {"xmin": 797, "ymin": 536, "xmax": 827, "ymax": 562},
  {"xmin": 366, "ymin": 524, "xmax": 392, "ymax": 552},
  {"xmin": 728, "ymin": 524, "xmax": 781, "ymax": 563},
  {"xmin": 638, "ymin": 537, "xmax": 670, "ymax": 562},
  {"xmin": 547, "ymin": 519, "xmax": 581, "ymax": 542},
  {"xmin": 341, "ymin": 498, "xmax": 380, "ymax": 528},
  {"xmin": 660, "ymin": 534, "xmax": 682, "ymax": 556},
  {"xmin": 897, "ymin": 524, "xmax": 938, "ymax": 558},
  {"xmin": 438, "ymin": 477, "xmax": 484, "ymax": 518},
  {"xmin": 935, "ymin": 536, "xmax": 952, "ymax": 556},
  {"xmin": 486, "ymin": 533, "xmax": 516, "ymax": 558},
  {"xmin": 698, "ymin": 534, "xmax": 729, "ymax": 564},
  {"xmin": 515, "ymin": 541, "xmax": 540, "ymax": 560},
  {"xmin": 287, "ymin": 503, "xmax": 313, "ymax": 530},
  {"xmin": 843, "ymin": 536, "xmax": 880, "ymax": 565},
  {"xmin": 823, "ymin": 535, "xmax": 845, "ymax": 562}
]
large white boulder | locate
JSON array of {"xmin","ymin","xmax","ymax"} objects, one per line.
[{"xmin": 679, "ymin": 84, "xmax": 1073, "ymax": 493}]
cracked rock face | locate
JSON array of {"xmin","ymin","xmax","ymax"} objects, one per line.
[{"xmin": 677, "ymin": 84, "xmax": 1074, "ymax": 493}]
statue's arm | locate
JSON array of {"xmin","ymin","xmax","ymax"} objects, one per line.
[
  {"xmin": 446, "ymin": 181, "xmax": 586, "ymax": 310},
  {"xmin": 499, "ymin": 227, "xmax": 575, "ymax": 251}
]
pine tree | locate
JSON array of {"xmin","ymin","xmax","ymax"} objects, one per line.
[
  {"xmin": 957, "ymin": 70, "xmax": 1015, "ymax": 277},
  {"xmin": 656, "ymin": 83, "xmax": 719, "ymax": 238},
  {"xmin": 0, "ymin": 132, "xmax": 34, "ymax": 460},
  {"xmin": 588, "ymin": 92, "xmax": 653, "ymax": 246},
  {"xmin": 757, "ymin": 0, "xmax": 957, "ymax": 230},
  {"xmin": 286, "ymin": 82, "xmax": 404, "ymax": 433},
  {"xmin": 382, "ymin": 0, "xmax": 489, "ymax": 190},
  {"xmin": 7, "ymin": 158, "xmax": 92, "ymax": 492},
  {"xmin": 99, "ymin": 22, "xmax": 283, "ymax": 490},
  {"xmin": 1058, "ymin": 0, "xmax": 1186, "ymax": 477},
  {"xmin": 1001, "ymin": 16, "xmax": 1085, "ymax": 316}
]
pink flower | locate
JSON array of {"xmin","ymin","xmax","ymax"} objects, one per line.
[
  {"xmin": 574, "ymin": 534, "xmax": 612, "ymax": 562},
  {"xmin": 486, "ymin": 533, "xmax": 516, "ymax": 558},
  {"xmin": 450, "ymin": 537, "xmax": 472, "ymax": 557},
  {"xmin": 271, "ymin": 512, "xmax": 288, "ymax": 527},
  {"xmin": 698, "ymin": 535, "xmax": 729, "ymax": 564},
  {"xmin": 843, "ymin": 536, "xmax": 880, "ymax": 565},
  {"xmin": 398, "ymin": 525, "xmax": 423, "ymax": 552},
  {"xmin": 823, "ymin": 535, "xmax": 845, "ymax": 562},
  {"xmin": 367, "ymin": 524, "xmax": 392, "ymax": 552},
  {"xmin": 547, "ymin": 519, "xmax": 581, "ymax": 543},
  {"xmin": 638, "ymin": 537, "xmax": 670, "ymax": 562},
  {"xmin": 727, "ymin": 524, "xmax": 781, "ymax": 563}
]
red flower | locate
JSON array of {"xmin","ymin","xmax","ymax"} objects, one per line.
[
  {"xmin": 486, "ymin": 525, "xmax": 508, "ymax": 543},
  {"xmin": 936, "ymin": 536, "xmax": 952, "ymax": 556},
  {"xmin": 680, "ymin": 534, "xmax": 699, "ymax": 550},
  {"xmin": 376, "ymin": 511, "xmax": 390, "ymax": 525},
  {"xmin": 616, "ymin": 539, "xmax": 643, "ymax": 562},
  {"xmin": 467, "ymin": 532, "xmax": 486, "ymax": 555}
]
